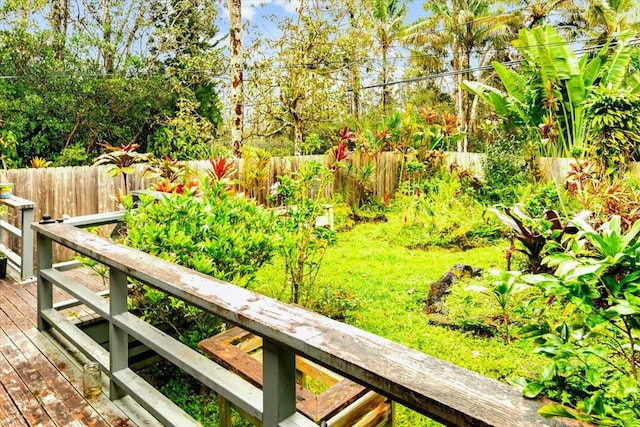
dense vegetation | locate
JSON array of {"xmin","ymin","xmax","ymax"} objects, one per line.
[
  {"xmin": 4, "ymin": 0, "xmax": 640, "ymax": 426},
  {"xmin": 2, "ymin": 1, "xmax": 640, "ymax": 166}
]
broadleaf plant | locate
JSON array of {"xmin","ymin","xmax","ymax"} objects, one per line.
[{"xmin": 517, "ymin": 215, "xmax": 640, "ymax": 425}]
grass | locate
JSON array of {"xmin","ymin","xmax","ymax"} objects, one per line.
[{"xmin": 252, "ymin": 214, "xmax": 548, "ymax": 427}]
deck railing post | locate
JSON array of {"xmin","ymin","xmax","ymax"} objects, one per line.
[
  {"xmin": 20, "ymin": 204, "xmax": 35, "ymax": 281},
  {"xmin": 36, "ymin": 232, "xmax": 53, "ymax": 331},
  {"xmin": 262, "ymin": 339, "xmax": 297, "ymax": 426},
  {"xmin": 0, "ymin": 196, "xmax": 36, "ymax": 281},
  {"xmin": 109, "ymin": 268, "xmax": 129, "ymax": 399}
]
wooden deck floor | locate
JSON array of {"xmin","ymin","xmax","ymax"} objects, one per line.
[{"xmin": 0, "ymin": 268, "xmax": 158, "ymax": 427}]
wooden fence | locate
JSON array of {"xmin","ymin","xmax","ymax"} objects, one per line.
[
  {"xmin": 9, "ymin": 152, "xmax": 482, "ymax": 226},
  {"xmin": 12, "ymin": 152, "xmax": 640, "ymax": 226},
  {"xmin": 8, "ymin": 151, "xmax": 640, "ymax": 266}
]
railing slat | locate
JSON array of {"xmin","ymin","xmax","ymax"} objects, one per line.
[
  {"xmin": 63, "ymin": 211, "xmax": 125, "ymax": 227},
  {"xmin": 40, "ymin": 308, "xmax": 109, "ymax": 370},
  {"xmin": 278, "ymin": 412, "xmax": 318, "ymax": 427},
  {"xmin": 0, "ymin": 219, "xmax": 21, "ymax": 238},
  {"xmin": 41, "ymin": 268, "xmax": 109, "ymax": 318},
  {"xmin": 112, "ymin": 368, "xmax": 201, "ymax": 427},
  {"xmin": 112, "ymin": 311, "xmax": 263, "ymax": 420},
  {"xmin": 0, "ymin": 195, "xmax": 36, "ymax": 281}
]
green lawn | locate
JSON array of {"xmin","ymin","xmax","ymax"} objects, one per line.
[{"xmin": 253, "ymin": 216, "xmax": 547, "ymax": 426}]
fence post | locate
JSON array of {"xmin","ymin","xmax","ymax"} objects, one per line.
[
  {"xmin": 109, "ymin": 268, "xmax": 129, "ymax": 399},
  {"xmin": 36, "ymin": 230, "xmax": 53, "ymax": 331},
  {"xmin": 262, "ymin": 339, "xmax": 297, "ymax": 426}
]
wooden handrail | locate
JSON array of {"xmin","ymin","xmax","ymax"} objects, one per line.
[{"xmin": 32, "ymin": 220, "xmax": 577, "ymax": 427}]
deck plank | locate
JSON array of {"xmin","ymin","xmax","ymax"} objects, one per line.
[
  {"xmin": 0, "ymin": 273, "xmax": 139, "ymax": 427},
  {"xmin": 0, "ymin": 295, "xmax": 97, "ymax": 426},
  {"xmin": 0, "ymin": 380, "xmax": 28, "ymax": 427},
  {"xmin": 0, "ymin": 336, "xmax": 55, "ymax": 426}
]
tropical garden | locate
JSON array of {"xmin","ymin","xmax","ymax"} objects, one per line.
[{"xmin": 3, "ymin": 0, "xmax": 640, "ymax": 426}]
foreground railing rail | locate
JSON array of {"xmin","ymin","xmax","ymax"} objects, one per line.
[
  {"xmin": 0, "ymin": 195, "xmax": 35, "ymax": 282},
  {"xmin": 33, "ymin": 217, "xmax": 574, "ymax": 427}
]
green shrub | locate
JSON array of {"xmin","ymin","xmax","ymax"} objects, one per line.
[
  {"xmin": 519, "ymin": 182, "xmax": 561, "ymax": 217},
  {"xmin": 271, "ymin": 160, "xmax": 336, "ymax": 305},
  {"xmin": 390, "ymin": 176, "xmax": 501, "ymax": 249},
  {"xmin": 124, "ymin": 179, "xmax": 277, "ymax": 287},
  {"xmin": 54, "ymin": 143, "xmax": 90, "ymax": 166},
  {"xmin": 516, "ymin": 216, "xmax": 640, "ymax": 425},
  {"xmin": 122, "ymin": 178, "xmax": 277, "ymax": 347},
  {"xmin": 479, "ymin": 139, "xmax": 534, "ymax": 205}
]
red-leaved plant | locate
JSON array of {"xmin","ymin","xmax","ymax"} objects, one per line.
[{"xmin": 208, "ymin": 157, "xmax": 236, "ymax": 181}]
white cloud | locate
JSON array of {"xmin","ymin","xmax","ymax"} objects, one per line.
[
  {"xmin": 241, "ymin": 0, "xmax": 264, "ymax": 21},
  {"xmin": 273, "ymin": 0, "xmax": 301, "ymax": 15}
]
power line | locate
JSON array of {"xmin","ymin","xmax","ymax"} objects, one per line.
[{"xmin": 357, "ymin": 37, "xmax": 640, "ymax": 91}]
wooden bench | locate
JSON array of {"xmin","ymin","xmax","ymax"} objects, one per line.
[{"xmin": 199, "ymin": 326, "xmax": 393, "ymax": 426}]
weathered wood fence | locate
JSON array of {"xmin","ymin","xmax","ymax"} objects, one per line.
[
  {"xmin": 8, "ymin": 152, "xmax": 481, "ymax": 225},
  {"xmin": 8, "ymin": 152, "xmax": 639, "ymax": 265}
]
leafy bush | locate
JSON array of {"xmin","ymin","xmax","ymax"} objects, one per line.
[
  {"xmin": 124, "ymin": 179, "xmax": 277, "ymax": 287},
  {"xmin": 148, "ymin": 98, "xmax": 220, "ymax": 161},
  {"xmin": 122, "ymin": 178, "xmax": 277, "ymax": 348},
  {"xmin": 54, "ymin": 143, "xmax": 91, "ymax": 166},
  {"xmin": 271, "ymin": 160, "xmax": 336, "ymax": 305},
  {"xmin": 517, "ymin": 216, "xmax": 640, "ymax": 425},
  {"xmin": 390, "ymin": 175, "xmax": 501, "ymax": 249},
  {"xmin": 519, "ymin": 182, "xmax": 564, "ymax": 217},
  {"xmin": 584, "ymin": 85, "xmax": 640, "ymax": 178},
  {"xmin": 479, "ymin": 139, "xmax": 534, "ymax": 205}
]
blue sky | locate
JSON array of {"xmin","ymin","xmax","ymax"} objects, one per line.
[{"xmin": 217, "ymin": 1, "xmax": 428, "ymax": 41}]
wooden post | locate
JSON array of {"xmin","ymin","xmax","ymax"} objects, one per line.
[
  {"xmin": 262, "ymin": 339, "xmax": 297, "ymax": 426},
  {"xmin": 218, "ymin": 394, "xmax": 232, "ymax": 427},
  {"xmin": 21, "ymin": 203, "xmax": 34, "ymax": 281},
  {"xmin": 36, "ymin": 231, "xmax": 53, "ymax": 331},
  {"xmin": 109, "ymin": 268, "xmax": 128, "ymax": 399}
]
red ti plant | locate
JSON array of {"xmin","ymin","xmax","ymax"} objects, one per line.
[
  {"xmin": 148, "ymin": 155, "xmax": 186, "ymax": 182},
  {"xmin": 330, "ymin": 126, "xmax": 354, "ymax": 171},
  {"xmin": 338, "ymin": 126, "xmax": 356, "ymax": 148},
  {"xmin": 207, "ymin": 157, "xmax": 236, "ymax": 182}
]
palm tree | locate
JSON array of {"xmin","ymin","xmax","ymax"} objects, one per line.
[
  {"xmin": 371, "ymin": 0, "xmax": 408, "ymax": 115},
  {"xmin": 404, "ymin": 0, "xmax": 519, "ymax": 150},
  {"xmin": 585, "ymin": 0, "xmax": 640, "ymax": 45},
  {"xmin": 520, "ymin": 0, "xmax": 582, "ymax": 30}
]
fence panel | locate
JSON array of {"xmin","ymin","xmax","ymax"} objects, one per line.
[{"xmin": 8, "ymin": 153, "xmax": 634, "ymax": 262}]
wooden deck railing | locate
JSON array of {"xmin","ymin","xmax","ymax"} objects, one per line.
[
  {"xmin": 33, "ymin": 215, "xmax": 575, "ymax": 427},
  {"xmin": 0, "ymin": 195, "xmax": 36, "ymax": 282}
]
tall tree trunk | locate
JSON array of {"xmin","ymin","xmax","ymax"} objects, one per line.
[
  {"xmin": 101, "ymin": 0, "xmax": 114, "ymax": 73},
  {"xmin": 229, "ymin": 0, "xmax": 244, "ymax": 157},
  {"xmin": 50, "ymin": 0, "xmax": 69, "ymax": 35},
  {"xmin": 50, "ymin": 0, "xmax": 69, "ymax": 58},
  {"xmin": 293, "ymin": 102, "xmax": 304, "ymax": 154},
  {"xmin": 348, "ymin": 7, "xmax": 360, "ymax": 120},
  {"xmin": 451, "ymin": 0, "xmax": 465, "ymax": 152},
  {"xmin": 461, "ymin": 49, "xmax": 472, "ymax": 152},
  {"xmin": 382, "ymin": 37, "xmax": 390, "ymax": 115}
]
